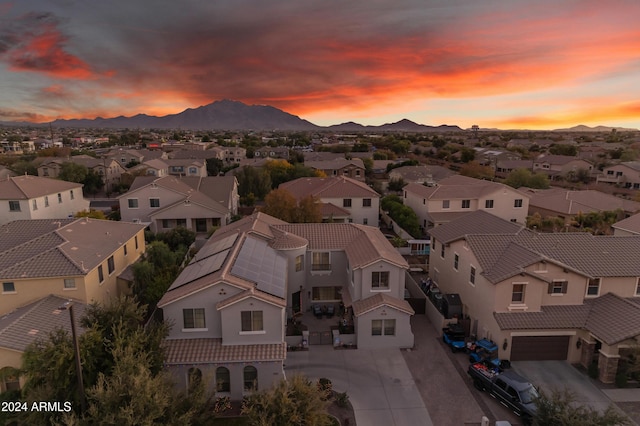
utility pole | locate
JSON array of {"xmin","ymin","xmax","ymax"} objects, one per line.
[{"xmin": 60, "ymin": 301, "xmax": 86, "ymax": 412}]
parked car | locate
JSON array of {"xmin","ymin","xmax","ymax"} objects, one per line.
[
  {"xmin": 467, "ymin": 339, "xmax": 511, "ymax": 370},
  {"xmin": 442, "ymin": 324, "xmax": 466, "ymax": 352},
  {"xmin": 468, "ymin": 361, "xmax": 538, "ymax": 424}
]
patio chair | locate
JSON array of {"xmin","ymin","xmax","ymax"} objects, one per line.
[
  {"xmin": 326, "ymin": 305, "xmax": 335, "ymax": 318},
  {"xmin": 313, "ymin": 304, "xmax": 323, "ymax": 318}
]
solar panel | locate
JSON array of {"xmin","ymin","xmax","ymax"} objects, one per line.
[
  {"xmin": 194, "ymin": 233, "xmax": 238, "ymax": 262},
  {"xmin": 168, "ymin": 248, "xmax": 230, "ymax": 291},
  {"xmin": 231, "ymin": 237, "xmax": 287, "ymax": 299}
]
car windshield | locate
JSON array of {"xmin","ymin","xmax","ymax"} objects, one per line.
[{"xmin": 519, "ymin": 385, "xmax": 539, "ymax": 404}]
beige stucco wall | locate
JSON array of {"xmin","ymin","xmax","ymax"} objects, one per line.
[
  {"xmin": 120, "ymin": 185, "xmax": 186, "ymax": 227},
  {"xmin": 0, "ymin": 276, "xmax": 88, "ymax": 316},
  {"xmin": 220, "ymin": 297, "xmax": 284, "ymax": 345},
  {"xmin": 320, "ymin": 196, "xmax": 379, "ymax": 227},
  {"xmin": 356, "ymin": 306, "xmax": 413, "ymax": 349},
  {"xmin": 359, "ymin": 260, "xmax": 405, "ymax": 301}
]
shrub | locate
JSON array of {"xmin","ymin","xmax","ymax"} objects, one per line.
[{"xmin": 335, "ymin": 391, "xmax": 349, "ymax": 408}]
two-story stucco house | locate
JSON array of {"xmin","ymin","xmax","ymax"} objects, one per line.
[
  {"xmin": 37, "ymin": 156, "xmax": 127, "ymax": 193},
  {"xmin": 279, "ymin": 176, "xmax": 380, "ymax": 226},
  {"xmin": 403, "ymin": 175, "xmax": 529, "ymax": 231},
  {"xmin": 597, "ymin": 161, "xmax": 640, "ymax": 189},
  {"xmin": 119, "ymin": 175, "xmax": 238, "ymax": 233},
  {"xmin": 532, "ymin": 154, "xmax": 593, "ymax": 180},
  {"xmin": 0, "ymin": 175, "xmax": 89, "ymax": 226},
  {"xmin": 305, "ymin": 158, "xmax": 366, "ymax": 181},
  {"xmin": 428, "ymin": 210, "xmax": 640, "ymax": 383},
  {"xmin": 159, "ymin": 212, "xmax": 413, "ymax": 398}
]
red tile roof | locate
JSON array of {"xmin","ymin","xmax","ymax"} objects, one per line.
[{"xmin": 163, "ymin": 338, "xmax": 286, "ymax": 364}]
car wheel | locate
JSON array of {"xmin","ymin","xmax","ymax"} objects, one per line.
[
  {"xmin": 473, "ymin": 379, "xmax": 484, "ymax": 391},
  {"xmin": 450, "ymin": 345, "xmax": 456, "ymax": 353},
  {"xmin": 469, "ymin": 356, "xmax": 475, "ymax": 363},
  {"xmin": 501, "ymin": 360, "xmax": 511, "ymax": 369}
]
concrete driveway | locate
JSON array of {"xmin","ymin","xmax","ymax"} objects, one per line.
[
  {"xmin": 285, "ymin": 346, "xmax": 433, "ymax": 426},
  {"xmin": 511, "ymin": 361, "xmax": 620, "ymax": 414}
]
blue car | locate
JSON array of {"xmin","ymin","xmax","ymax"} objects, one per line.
[
  {"xmin": 442, "ymin": 324, "xmax": 466, "ymax": 352},
  {"xmin": 467, "ymin": 338, "xmax": 511, "ymax": 370}
]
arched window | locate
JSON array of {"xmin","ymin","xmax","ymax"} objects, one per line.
[
  {"xmin": 188, "ymin": 367, "xmax": 202, "ymax": 390},
  {"xmin": 216, "ymin": 367, "xmax": 230, "ymax": 393},
  {"xmin": 243, "ymin": 365, "xmax": 258, "ymax": 391}
]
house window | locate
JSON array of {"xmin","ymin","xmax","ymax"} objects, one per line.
[
  {"xmin": 442, "ymin": 200, "xmax": 450, "ymax": 209},
  {"xmin": 511, "ymin": 284, "xmax": 525, "ymax": 303},
  {"xmin": 43, "ymin": 167, "xmax": 49, "ymax": 176},
  {"xmin": 454, "ymin": 254, "xmax": 459, "ymax": 270},
  {"xmin": 514, "ymin": 199, "xmax": 523, "ymax": 208},
  {"xmin": 372, "ymin": 319, "xmax": 395, "ymax": 336},
  {"xmin": 461, "ymin": 200, "xmax": 470, "ymax": 209},
  {"xmin": 549, "ymin": 280, "xmax": 568, "ymax": 294},
  {"xmin": 64, "ymin": 278, "xmax": 76, "ymax": 289},
  {"xmin": 363, "ymin": 198, "xmax": 372, "ymax": 207},
  {"xmin": 356, "ymin": 170, "xmax": 361, "ymax": 177},
  {"xmin": 216, "ymin": 367, "xmax": 231, "ymax": 393},
  {"xmin": 107, "ymin": 256, "xmax": 115, "ymax": 274},
  {"xmin": 32, "ymin": 199, "xmax": 38, "ymax": 210},
  {"xmin": 135, "ymin": 235, "xmax": 139, "ymax": 250},
  {"xmin": 44, "ymin": 196, "xmax": 49, "ymax": 207},
  {"xmin": 2, "ymin": 282, "xmax": 15, "ymax": 293},
  {"xmin": 150, "ymin": 198, "xmax": 160, "ymax": 208},
  {"xmin": 485, "ymin": 200, "xmax": 494, "ymax": 208},
  {"xmin": 128, "ymin": 199, "xmax": 139, "ymax": 209},
  {"xmin": 98, "ymin": 265, "xmax": 104, "ymax": 283},
  {"xmin": 343, "ymin": 199, "xmax": 352, "ymax": 208},
  {"xmin": 607, "ymin": 170, "xmax": 613, "ymax": 175},
  {"xmin": 124, "ymin": 244, "xmax": 128, "ymax": 256},
  {"xmin": 70, "ymin": 190, "xmax": 74, "ymax": 200},
  {"xmin": 188, "ymin": 368, "xmax": 202, "ymax": 390},
  {"xmin": 241, "ymin": 311, "xmax": 264, "ymax": 332},
  {"xmin": 162, "ymin": 219, "xmax": 170, "ymax": 229},
  {"xmin": 440, "ymin": 244, "xmax": 445, "ymax": 259},
  {"xmin": 587, "ymin": 278, "xmax": 600, "ymax": 296},
  {"xmin": 189, "ymin": 167, "xmax": 197, "ymax": 174},
  {"xmin": 470, "ymin": 266, "xmax": 476, "ymax": 285},
  {"xmin": 311, "ymin": 252, "xmax": 330, "ymax": 271},
  {"xmin": 177, "ymin": 219, "xmax": 187, "ymax": 228},
  {"xmin": 312, "ymin": 286, "xmax": 341, "ymax": 301},
  {"xmin": 372, "ymin": 271, "xmax": 390, "ymax": 289},
  {"xmin": 243, "ymin": 366, "xmax": 258, "ymax": 391},
  {"xmin": 363, "ymin": 218, "xmax": 368, "ymax": 225},
  {"xmin": 58, "ymin": 193, "xmax": 62, "ymax": 203},
  {"xmin": 295, "ymin": 255, "xmax": 304, "ymax": 272},
  {"xmin": 183, "ymin": 308, "xmax": 206, "ymax": 329},
  {"xmin": 9, "ymin": 200, "xmax": 20, "ymax": 212}
]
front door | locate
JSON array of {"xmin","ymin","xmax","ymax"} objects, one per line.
[
  {"xmin": 292, "ymin": 291, "xmax": 301, "ymax": 314},
  {"xmin": 195, "ymin": 218, "xmax": 207, "ymax": 233}
]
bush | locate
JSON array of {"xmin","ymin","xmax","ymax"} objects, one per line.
[{"xmin": 335, "ymin": 391, "xmax": 349, "ymax": 408}]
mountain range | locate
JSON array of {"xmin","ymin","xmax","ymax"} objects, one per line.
[{"xmin": 1, "ymin": 100, "xmax": 637, "ymax": 132}]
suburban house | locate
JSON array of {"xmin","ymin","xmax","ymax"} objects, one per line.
[
  {"xmin": 388, "ymin": 165, "xmax": 454, "ymax": 186},
  {"xmin": 0, "ymin": 295, "xmax": 87, "ymax": 392},
  {"xmin": 494, "ymin": 160, "xmax": 534, "ymax": 179},
  {"xmin": 0, "ymin": 165, "xmax": 15, "ymax": 180},
  {"xmin": 428, "ymin": 210, "xmax": 640, "ymax": 383},
  {"xmin": 279, "ymin": 176, "xmax": 380, "ymax": 226},
  {"xmin": 106, "ymin": 148, "xmax": 167, "ymax": 168},
  {"xmin": 519, "ymin": 187, "xmax": 640, "ymax": 225},
  {"xmin": 159, "ymin": 212, "xmax": 413, "ymax": 398},
  {"xmin": 0, "ymin": 175, "xmax": 89, "ymax": 226},
  {"xmin": 597, "ymin": 161, "xmax": 640, "ymax": 189},
  {"xmin": 305, "ymin": 158, "xmax": 366, "ymax": 181},
  {"xmin": 164, "ymin": 159, "xmax": 208, "ymax": 177},
  {"xmin": 613, "ymin": 213, "xmax": 640, "ymax": 236},
  {"xmin": 118, "ymin": 175, "xmax": 238, "ymax": 233},
  {"xmin": 403, "ymin": 175, "xmax": 529, "ymax": 230},
  {"xmin": 37, "ymin": 156, "xmax": 127, "ymax": 193},
  {"xmin": 254, "ymin": 147, "xmax": 289, "ymax": 160},
  {"xmin": 532, "ymin": 154, "xmax": 593, "ymax": 180},
  {"xmin": 139, "ymin": 158, "xmax": 169, "ymax": 177}
]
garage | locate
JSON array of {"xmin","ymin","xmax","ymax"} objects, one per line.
[{"xmin": 510, "ymin": 335, "xmax": 570, "ymax": 361}]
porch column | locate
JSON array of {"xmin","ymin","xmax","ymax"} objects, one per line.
[
  {"xmin": 598, "ymin": 351, "xmax": 620, "ymax": 384},
  {"xmin": 579, "ymin": 338, "xmax": 597, "ymax": 369}
]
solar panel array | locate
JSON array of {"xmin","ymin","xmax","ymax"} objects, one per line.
[
  {"xmin": 231, "ymin": 237, "xmax": 287, "ymax": 299},
  {"xmin": 193, "ymin": 233, "xmax": 238, "ymax": 262}
]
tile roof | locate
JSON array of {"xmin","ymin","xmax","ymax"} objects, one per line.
[
  {"xmin": 0, "ymin": 295, "xmax": 87, "ymax": 353},
  {"xmin": 215, "ymin": 287, "xmax": 286, "ymax": 310},
  {"xmin": 404, "ymin": 175, "xmax": 520, "ymax": 201},
  {"xmin": 428, "ymin": 210, "xmax": 525, "ymax": 244},
  {"xmin": 494, "ymin": 293, "xmax": 640, "ymax": 345},
  {"xmin": 305, "ymin": 158, "xmax": 364, "ymax": 171},
  {"xmin": 269, "ymin": 227, "xmax": 308, "ymax": 250},
  {"xmin": 520, "ymin": 188, "xmax": 640, "ymax": 215},
  {"xmin": 613, "ymin": 213, "xmax": 640, "ymax": 235},
  {"xmin": 0, "ymin": 218, "xmax": 145, "ymax": 280},
  {"xmin": 352, "ymin": 293, "xmax": 414, "ymax": 316},
  {"xmin": 280, "ymin": 176, "xmax": 378, "ymax": 199},
  {"xmin": 534, "ymin": 154, "xmax": 586, "ymax": 165},
  {"xmin": 320, "ymin": 203, "xmax": 350, "ymax": 218},
  {"xmin": 0, "ymin": 175, "xmax": 83, "ymax": 200},
  {"xmin": 388, "ymin": 165, "xmax": 454, "ymax": 182},
  {"xmin": 163, "ymin": 338, "xmax": 286, "ymax": 365}
]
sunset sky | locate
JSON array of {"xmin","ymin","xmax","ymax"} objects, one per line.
[{"xmin": 1, "ymin": 1, "xmax": 639, "ymax": 130}]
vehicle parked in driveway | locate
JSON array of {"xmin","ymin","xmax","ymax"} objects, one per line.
[
  {"xmin": 467, "ymin": 338, "xmax": 511, "ymax": 370},
  {"xmin": 468, "ymin": 362, "xmax": 538, "ymax": 425},
  {"xmin": 442, "ymin": 324, "xmax": 466, "ymax": 352}
]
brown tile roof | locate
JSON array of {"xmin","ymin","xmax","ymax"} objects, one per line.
[
  {"xmin": 0, "ymin": 175, "xmax": 83, "ymax": 200},
  {"xmin": 216, "ymin": 287, "xmax": 286, "ymax": 310},
  {"xmin": 269, "ymin": 227, "xmax": 308, "ymax": 250},
  {"xmin": 305, "ymin": 158, "xmax": 365, "ymax": 172},
  {"xmin": 280, "ymin": 176, "xmax": 378, "ymax": 199},
  {"xmin": 428, "ymin": 210, "xmax": 525, "ymax": 244},
  {"xmin": 520, "ymin": 188, "xmax": 640, "ymax": 215},
  {"xmin": 613, "ymin": 213, "xmax": 640, "ymax": 235},
  {"xmin": 494, "ymin": 293, "xmax": 640, "ymax": 345},
  {"xmin": 0, "ymin": 295, "xmax": 87, "ymax": 353},
  {"xmin": 320, "ymin": 203, "xmax": 350, "ymax": 218},
  {"xmin": 405, "ymin": 175, "xmax": 520, "ymax": 201},
  {"xmin": 163, "ymin": 338, "xmax": 286, "ymax": 365},
  {"xmin": 0, "ymin": 218, "xmax": 145, "ymax": 280},
  {"xmin": 388, "ymin": 165, "xmax": 454, "ymax": 182},
  {"xmin": 352, "ymin": 293, "xmax": 414, "ymax": 316}
]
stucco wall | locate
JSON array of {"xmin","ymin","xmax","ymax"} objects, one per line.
[
  {"xmin": 356, "ymin": 306, "xmax": 413, "ymax": 349},
  {"xmin": 220, "ymin": 297, "xmax": 284, "ymax": 345}
]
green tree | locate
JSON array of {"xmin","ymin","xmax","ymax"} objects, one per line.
[
  {"xmin": 206, "ymin": 158, "xmax": 224, "ymax": 176},
  {"xmin": 8, "ymin": 160, "xmax": 37, "ymax": 176},
  {"xmin": 504, "ymin": 168, "xmax": 549, "ymax": 189},
  {"xmin": 549, "ymin": 144, "xmax": 578, "ymax": 156},
  {"xmin": 235, "ymin": 166, "xmax": 272, "ymax": 202},
  {"xmin": 460, "ymin": 147, "xmax": 476, "ymax": 163},
  {"xmin": 296, "ymin": 195, "xmax": 323, "ymax": 223},
  {"xmin": 58, "ymin": 162, "xmax": 88, "ymax": 183},
  {"xmin": 264, "ymin": 159, "xmax": 294, "ymax": 188},
  {"xmin": 242, "ymin": 375, "xmax": 331, "ymax": 426},
  {"xmin": 388, "ymin": 177, "xmax": 406, "ymax": 192},
  {"xmin": 362, "ymin": 157, "xmax": 374, "ymax": 176},
  {"xmin": 83, "ymin": 169, "xmax": 105, "ymax": 194},
  {"xmin": 533, "ymin": 389, "xmax": 629, "ymax": 426},
  {"xmin": 132, "ymin": 241, "xmax": 182, "ymax": 310},
  {"xmin": 75, "ymin": 209, "xmax": 107, "ymax": 220}
]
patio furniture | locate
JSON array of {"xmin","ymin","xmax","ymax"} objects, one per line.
[
  {"xmin": 326, "ymin": 305, "xmax": 335, "ymax": 318},
  {"xmin": 313, "ymin": 304, "xmax": 323, "ymax": 318}
]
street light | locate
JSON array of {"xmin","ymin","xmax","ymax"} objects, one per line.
[{"xmin": 59, "ymin": 300, "xmax": 86, "ymax": 412}]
